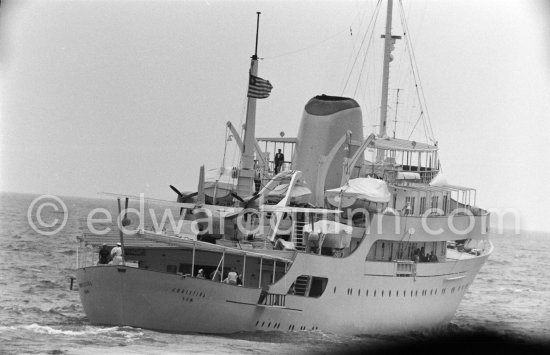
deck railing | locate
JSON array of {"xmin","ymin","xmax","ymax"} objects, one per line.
[
  {"xmin": 382, "ymin": 168, "xmax": 439, "ymax": 184},
  {"xmin": 258, "ymin": 292, "xmax": 286, "ymax": 307},
  {"xmin": 394, "ymin": 260, "xmax": 416, "ymax": 277}
]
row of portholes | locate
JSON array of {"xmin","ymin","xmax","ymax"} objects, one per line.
[
  {"xmin": 171, "ymin": 288, "xmax": 206, "ymax": 298},
  {"xmin": 255, "ymin": 320, "xmax": 319, "ymax": 332},
  {"xmin": 255, "ymin": 320, "xmax": 282, "ymax": 329},
  {"xmin": 340, "ymin": 283, "xmax": 471, "ymax": 298}
]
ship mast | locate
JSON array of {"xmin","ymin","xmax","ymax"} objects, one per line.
[
  {"xmin": 236, "ymin": 12, "xmax": 261, "ymax": 198},
  {"xmin": 378, "ymin": 0, "xmax": 400, "ymax": 139}
]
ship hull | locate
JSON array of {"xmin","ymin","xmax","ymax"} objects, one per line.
[{"xmin": 77, "ymin": 252, "xmax": 489, "ymax": 335}]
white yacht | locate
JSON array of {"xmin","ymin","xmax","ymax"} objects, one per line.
[{"xmin": 75, "ymin": 1, "xmax": 492, "ymax": 335}]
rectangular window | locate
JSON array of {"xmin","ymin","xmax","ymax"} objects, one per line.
[
  {"xmin": 309, "ymin": 277, "xmax": 329, "ymax": 297},
  {"xmin": 419, "ymin": 197, "xmax": 426, "ymax": 215},
  {"xmin": 442, "ymin": 195, "xmax": 449, "ymax": 214},
  {"xmin": 405, "ymin": 196, "xmax": 416, "ymax": 215},
  {"xmin": 431, "ymin": 196, "xmax": 439, "ymax": 210}
]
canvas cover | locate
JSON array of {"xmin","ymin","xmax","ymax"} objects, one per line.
[
  {"xmin": 429, "ymin": 172, "xmax": 448, "ymax": 187},
  {"xmin": 396, "ymin": 172, "xmax": 421, "ymax": 180},
  {"xmin": 325, "ymin": 177, "xmax": 391, "ymax": 206},
  {"xmin": 303, "ymin": 220, "xmax": 353, "ymax": 249},
  {"xmin": 267, "ymin": 183, "xmax": 312, "ymax": 199},
  {"xmin": 302, "ymin": 220, "xmax": 353, "ymax": 235},
  {"xmin": 204, "ymin": 167, "xmax": 236, "ymax": 197}
]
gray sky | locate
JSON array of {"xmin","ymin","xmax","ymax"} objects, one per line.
[{"xmin": 1, "ymin": 0, "xmax": 549, "ymax": 231}]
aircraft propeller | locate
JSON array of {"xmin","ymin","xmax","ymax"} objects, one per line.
[{"xmin": 170, "ymin": 185, "xmax": 198, "ymax": 215}]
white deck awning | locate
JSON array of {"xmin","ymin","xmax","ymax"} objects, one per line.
[{"xmin": 326, "ymin": 177, "xmax": 391, "ymax": 207}]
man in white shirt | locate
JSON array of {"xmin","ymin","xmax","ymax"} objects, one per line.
[
  {"xmin": 224, "ymin": 268, "xmax": 238, "ymax": 285},
  {"xmin": 110, "ymin": 242, "xmax": 123, "ymax": 265}
]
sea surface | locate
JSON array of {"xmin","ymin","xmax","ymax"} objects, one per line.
[{"xmin": 1, "ymin": 192, "xmax": 549, "ymax": 354}]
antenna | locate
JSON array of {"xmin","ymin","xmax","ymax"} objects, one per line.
[
  {"xmin": 254, "ymin": 12, "xmax": 261, "ymax": 59},
  {"xmin": 392, "ymin": 88, "xmax": 403, "ymax": 138}
]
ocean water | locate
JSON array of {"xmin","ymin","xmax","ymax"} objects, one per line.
[{"xmin": 1, "ymin": 192, "xmax": 549, "ymax": 355}]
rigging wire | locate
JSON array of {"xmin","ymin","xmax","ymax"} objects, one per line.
[
  {"xmin": 407, "ymin": 111, "xmax": 424, "ymax": 141},
  {"xmin": 397, "ymin": 0, "xmax": 436, "ymax": 143},
  {"xmin": 339, "ymin": 0, "xmax": 379, "ymax": 95},
  {"xmin": 263, "ymin": 28, "xmax": 348, "ymax": 60},
  {"xmin": 352, "ymin": 18, "xmax": 379, "ymax": 99},
  {"xmin": 341, "ymin": 0, "xmax": 383, "ymax": 96}
]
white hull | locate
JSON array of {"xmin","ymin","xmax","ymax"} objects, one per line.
[{"xmin": 77, "ymin": 248, "xmax": 490, "ymax": 335}]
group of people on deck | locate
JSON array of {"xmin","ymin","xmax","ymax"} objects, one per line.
[
  {"xmin": 412, "ymin": 247, "xmax": 438, "ymax": 263},
  {"xmin": 195, "ymin": 267, "xmax": 242, "ymax": 285},
  {"xmin": 97, "ymin": 243, "xmax": 124, "ymax": 265}
]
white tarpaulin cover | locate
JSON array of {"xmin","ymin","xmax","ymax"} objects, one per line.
[
  {"xmin": 429, "ymin": 172, "xmax": 448, "ymax": 187},
  {"xmin": 205, "ymin": 167, "xmax": 236, "ymax": 185},
  {"xmin": 325, "ymin": 177, "xmax": 391, "ymax": 205},
  {"xmin": 204, "ymin": 167, "xmax": 236, "ymax": 197},
  {"xmin": 396, "ymin": 172, "xmax": 421, "ymax": 180},
  {"xmin": 267, "ymin": 183, "xmax": 312, "ymax": 199},
  {"xmin": 302, "ymin": 220, "xmax": 353, "ymax": 235},
  {"xmin": 303, "ymin": 220, "xmax": 353, "ymax": 249}
]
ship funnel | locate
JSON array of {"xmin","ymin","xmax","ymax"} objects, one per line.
[{"xmin": 292, "ymin": 95, "xmax": 364, "ymax": 204}]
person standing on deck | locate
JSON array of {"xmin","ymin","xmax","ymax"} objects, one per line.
[
  {"xmin": 224, "ymin": 268, "xmax": 238, "ymax": 285},
  {"xmin": 110, "ymin": 242, "xmax": 123, "ymax": 265},
  {"xmin": 274, "ymin": 149, "xmax": 284, "ymax": 174},
  {"xmin": 98, "ymin": 244, "xmax": 111, "ymax": 265}
]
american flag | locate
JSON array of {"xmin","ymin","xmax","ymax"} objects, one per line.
[{"xmin": 247, "ymin": 74, "xmax": 273, "ymax": 99}]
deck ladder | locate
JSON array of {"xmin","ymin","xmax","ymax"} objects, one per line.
[{"xmin": 293, "ymin": 275, "xmax": 311, "ymax": 296}]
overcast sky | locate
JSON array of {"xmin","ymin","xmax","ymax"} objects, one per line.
[{"xmin": 1, "ymin": 0, "xmax": 549, "ymax": 232}]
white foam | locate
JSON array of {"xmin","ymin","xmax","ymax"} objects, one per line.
[{"xmin": 0, "ymin": 324, "xmax": 143, "ymax": 338}]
